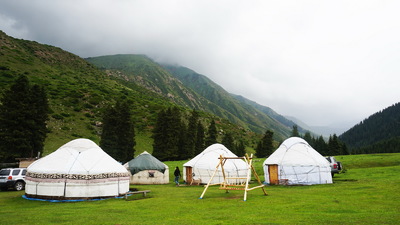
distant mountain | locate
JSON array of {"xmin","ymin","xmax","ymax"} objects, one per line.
[
  {"xmin": 339, "ymin": 102, "xmax": 400, "ymax": 153},
  {"xmin": 2, "ymin": 31, "xmax": 274, "ymax": 156},
  {"xmin": 86, "ymin": 56, "xmax": 295, "ymax": 139},
  {"xmin": 161, "ymin": 64, "xmax": 294, "ymax": 139},
  {"xmin": 285, "ymin": 116, "xmax": 349, "ymax": 137},
  {"xmin": 4, "ymin": 30, "xmax": 349, "ymax": 158},
  {"xmin": 0, "ymin": 31, "xmax": 171, "ymax": 154}
]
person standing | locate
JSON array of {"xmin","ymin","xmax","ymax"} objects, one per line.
[{"xmin": 174, "ymin": 166, "xmax": 181, "ymax": 186}]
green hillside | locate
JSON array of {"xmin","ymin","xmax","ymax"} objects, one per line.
[
  {"xmin": 0, "ymin": 31, "xmax": 173, "ymax": 155},
  {"xmin": 0, "ymin": 31, "xmax": 264, "ymax": 157},
  {"xmin": 86, "ymin": 55, "xmax": 263, "ymax": 135},
  {"xmin": 85, "ymin": 56, "xmax": 294, "ymax": 140},
  {"xmin": 339, "ymin": 102, "xmax": 400, "ymax": 153}
]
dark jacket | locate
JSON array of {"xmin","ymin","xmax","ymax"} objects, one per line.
[{"xmin": 174, "ymin": 167, "xmax": 181, "ymax": 176}]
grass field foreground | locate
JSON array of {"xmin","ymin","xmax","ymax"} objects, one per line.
[{"xmin": 0, "ymin": 153, "xmax": 399, "ymax": 224}]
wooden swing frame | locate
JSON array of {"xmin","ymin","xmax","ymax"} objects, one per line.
[{"xmin": 199, "ymin": 153, "xmax": 267, "ymax": 201}]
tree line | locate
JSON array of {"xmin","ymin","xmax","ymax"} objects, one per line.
[
  {"xmin": 0, "ymin": 76, "xmax": 248, "ymax": 163},
  {"xmin": 0, "ymin": 75, "xmax": 49, "ymax": 162},
  {"xmin": 339, "ymin": 102, "xmax": 400, "ymax": 154},
  {"xmin": 0, "ymin": 76, "xmax": 364, "ymax": 165},
  {"xmin": 152, "ymin": 107, "xmax": 247, "ymax": 161},
  {"xmin": 292, "ymin": 125, "xmax": 350, "ymax": 156}
]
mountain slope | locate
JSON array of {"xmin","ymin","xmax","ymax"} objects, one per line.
[
  {"xmin": 0, "ymin": 31, "xmax": 173, "ymax": 154},
  {"xmin": 162, "ymin": 64, "xmax": 293, "ymax": 139},
  {"xmin": 1, "ymin": 31, "xmax": 267, "ymax": 157},
  {"xmin": 87, "ymin": 56, "xmax": 294, "ymax": 139},
  {"xmin": 85, "ymin": 55, "xmax": 258, "ymax": 131},
  {"xmin": 339, "ymin": 102, "xmax": 400, "ymax": 152}
]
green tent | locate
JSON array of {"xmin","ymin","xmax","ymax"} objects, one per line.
[{"xmin": 126, "ymin": 151, "xmax": 167, "ymax": 175}]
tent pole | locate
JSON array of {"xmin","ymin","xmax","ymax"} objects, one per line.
[
  {"xmin": 199, "ymin": 157, "xmax": 222, "ymax": 199},
  {"xmin": 219, "ymin": 155, "xmax": 228, "ymax": 192},
  {"xmin": 243, "ymin": 154, "xmax": 253, "ymax": 201},
  {"xmin": 251, "ymin": 159, "xmax": 268, "ymax": 196}
]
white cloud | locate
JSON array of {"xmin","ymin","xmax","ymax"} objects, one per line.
[{"xmin": 1, "ymin": 0, "xmax": 399, "ymax": 129}]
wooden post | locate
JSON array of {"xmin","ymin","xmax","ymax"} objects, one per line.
[
  {"xmin": 199, "ymin": 156, "xmax": 223, "ymax": 199},
  {"xmin": 199, "ymin": 154, "xmax": 267, "ymax": 201}
]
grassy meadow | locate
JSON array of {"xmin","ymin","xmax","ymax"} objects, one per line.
[{"xmin": 0, "ymin": 153, "xmax": 399, "ymax": 224}]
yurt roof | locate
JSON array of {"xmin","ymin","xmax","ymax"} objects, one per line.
[
  {"xmin": 264, "ymin": 137, "xmax": 328, "ymax": 166},
  {"xmin": 27, "ymin": 138, "xmax": 128, "ymax": 175},
  {"xmin": 183, "ymin": 143, "xmax": 247, "ymax": 170},
  {"xmin": 126, "ymin": 151, "xmax": 167, "ymax": 175}
]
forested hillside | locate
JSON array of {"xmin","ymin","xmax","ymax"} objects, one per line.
[
  {"xmin": 0, "ymin": 31, "xmax": 172, "ymax": 154},
  {"xmin": 5, "ymin": 30, "xmax": 397, "ymax": 160},
  {"xmin": 87, "ymin": 55, "xmax": 296, "ymax": 140},
  {"xmin": 339, "ymin": 102, "xmax": 400, "ymax": 154},
  {"xmin": 0, "ymin": 31, "xmax": 266, "ymax": 159},
  {"xmin": 162, "ymin": 64, "xmax": 294, "ymax": 139}
]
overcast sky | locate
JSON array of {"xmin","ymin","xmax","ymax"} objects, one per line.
[{"xmin": 1, "ymin": 0, "xmax": 399, "ymax": 131}]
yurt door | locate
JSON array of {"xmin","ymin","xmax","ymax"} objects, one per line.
[
  {"xmin": 268, "ymin": 164, "xmax": 279, "ymax": 185},
  {"xmin": 186, "ymin": 167, "xmax": 193, "ymax": 184}
]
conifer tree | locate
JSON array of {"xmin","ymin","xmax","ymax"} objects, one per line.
[
  {"xmin": 194, "ymin": 121, "xmax": 205, "ymax": 155},
  {"xmin": 314, "ymin": 135, "xmax": 328, "ymax": 155},
  {"xmin": 100, "ymin": 99, "xmax": 135, "ymax": 163},
  {"xmin": 166, "ymin": 107, "xmax": 182, "ymax": 160},
  {"xmin": 152, "ymin": 109, "xmax": 168, "ymax": 160},
  {"xmin": 177, "ymin": 122, "xmax": 189, "ymax": 159},
  {"xmin": 0, "ymin": 75, "xmax": 49, "ymax": 162},
  {"xmin": 185, "ymin": 110, "xmax": 199, "ymax": 158},
  {"xmin": 303, "ymin": 131, "xmax": 313, "ymax": 145},
  {"xmin": 205, "ymin": 119, "xmax": 218, "ymax": 146},
  {"xmin": 291, "ymin": 125, "xmax": 300, "ymax": 137},
  {"xmin": 222, "ymin": 132, "xmax": 235, "ymax": 153},
  {"xmin": 152, "ymin": 107, "xmax": 182, "ymax": 161},
  {"xmin": 327, "ymin": 135, "xmax": 340, "ymax": 155},
  {"xmin": 235, "ymin": 140, "xmax": 246, "ymax": 157},
  {"xmin": 255, "ymin": 130, "xmax": 274, "ymax": 158}
]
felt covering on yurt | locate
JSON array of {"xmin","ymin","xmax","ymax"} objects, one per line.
[
  {"xmin": 183, "ymin": 143, "xmax": 248, "ymax": 184},
  {"xmin": 124, "ymin": 151, "xmax": 169, "ymax": 184},
  {"xmin": 25, "ymin": 138, "xmax": 130, "ymax": 200},
  {"xmin": 263, "ymin": 137, "xmax": 332, "ymax": 185}
]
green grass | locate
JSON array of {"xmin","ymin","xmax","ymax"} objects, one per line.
[{"xmin": 1, "ymin": 153, "xmax": 399, "ymax": 224}]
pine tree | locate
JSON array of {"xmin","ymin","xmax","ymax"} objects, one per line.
[
  {"xmin": 177, "ymin": 122, "xmax": 189, "ymax": 159},
  {"xmin": 291, "ymin": 125, "xmax": 300, "ymax": 137},
  {"xmin": 100, "ymin": 99, "xmax": 135, "ymax": 163},
  {"xmin": 166, "ymin": 107, "xmax": 182, "ymax": 160},
  {"xmin": 235, "ymin": 140, "xmax": 246, "ymax": 157},
  {"xmin": 29, "ymin": 85, "xmax": 49, "ymax": 158},
  {"xmin": 194, "ymin": 121, "xmax": 205, "ymax": 155},
  {"xmin": 185, "ymin": 110, "xmax": 199, "ymax": 158},
  {"xmin": 314, "ymin": 135, "xmax": 328, "ymax": 155},
  {"xmin": 152, "ymin": 109, "xmax": 168, "ymax": 160},
  {"xmin": 221, "ymin": 132, "xmax": 235, "ymax": 153},
  {"xmin": 205, "ymin": 119, "xmax": 218, "ymax": 146},
  {"xmin": 0, "ymin": 75, "xmax": 49, "ymax": 162},
  {"xmin": 255, "ymin": 130, "xmax": 274, "ymax": 158},
  {"xmin": 152, "ymin": 107, "xmax": 182, "ymax": 161},
  {"xmin": 303, "ymin": 131, "xmax": 313, "ymax": 145}
]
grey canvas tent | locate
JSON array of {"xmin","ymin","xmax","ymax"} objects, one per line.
[{"xmin": 124, "ymin": 151, "xmax": 169, "ymax": 184}]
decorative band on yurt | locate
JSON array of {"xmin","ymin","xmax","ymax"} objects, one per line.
[{"xmin": 25, "ymin": 172, "xmax": 131, "ymax": 183}]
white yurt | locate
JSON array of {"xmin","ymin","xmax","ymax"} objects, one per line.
[
  {"xmin": 183, "ymin": 144, "xmax": 248, "ymax": 185},
  {"xmin": 25, "ymin": 138, "xmax": 130, "ymax": 200},
  {"xmin": 263, "ymin": 137, "xmax": 332, "ymax": 185},
  {"xmin": 124, "ymin": 151, "xmax": 169, "ymax": 184}
]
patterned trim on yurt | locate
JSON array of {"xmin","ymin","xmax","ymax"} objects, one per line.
[{"xmin": 25, "ymin": 172, "xmax": 130, "ymax": 180}]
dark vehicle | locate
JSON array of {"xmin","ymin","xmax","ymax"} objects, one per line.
[
  {"xmin": 0, "ymin": 168, "xmax": 27, "ymax": 191},
  {"xmin": 325, "ymin": 156, "xmax": 342, "ymax": 177}
]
